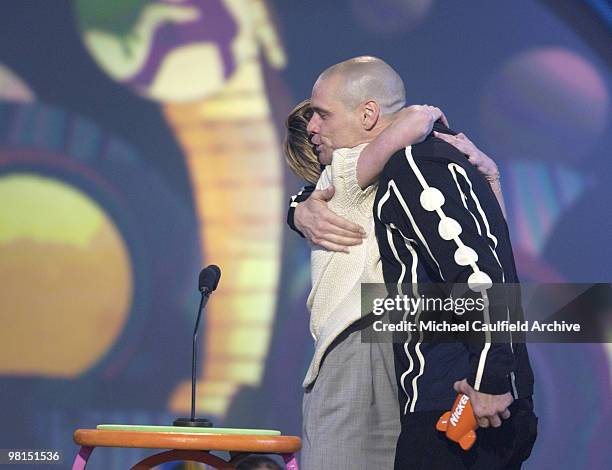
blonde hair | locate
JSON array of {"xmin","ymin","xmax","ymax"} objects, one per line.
[{"xmin": 283, "ymin": 99, "xmax": 321, "ymax": 184}]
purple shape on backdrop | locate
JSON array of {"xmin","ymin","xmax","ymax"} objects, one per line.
[{"xmin": 125, "ymin": 0, "xmax": 238, "ymax": 90}]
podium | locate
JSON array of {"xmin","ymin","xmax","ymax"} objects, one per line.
[{"xmin": 72, "ymin": 427, "xmax": 301, "ymax": 469}]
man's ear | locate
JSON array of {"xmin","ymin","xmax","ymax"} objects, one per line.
[{"xmin": 362, "ymin": 100, "xmax": 380, "ymax": 131}]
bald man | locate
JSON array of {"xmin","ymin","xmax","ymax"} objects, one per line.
[
  {"xmin": 290, "ymin": 57, "xmax": 536, "ymax": 469},
  {"xmin": 298, "ymin": 57, "xmax": 407, "ymax": 470}
]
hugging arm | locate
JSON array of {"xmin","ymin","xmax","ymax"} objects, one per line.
[
  {"xmin": 288, "ymin": 185, "xmax": 366, "ymax": 252},
  {"xmin": 434, "ymin": 131, "xmax": 507, "ymax": 219},
  {"xmin": 287, "ymin": 185, "xmax": 315, "ymax": 238},
  {"xmin": 356, "ymin": 105, "xmax": 448, "ymax": 188},
  {"xmin": 286, "ymin": 115, "xmax": 505, "ymax": 249}
]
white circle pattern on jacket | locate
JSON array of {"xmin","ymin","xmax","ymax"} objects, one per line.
[
  {"xmin": 419, "ymin": 187, "xmax": 445, "ymax": 211},
  {"xmin": 468, "ymin": 271, "xmax": 493, "ymax": 292},
  {"xmin": 438, "ymin": 216, "xmax": 462, "ymax": 240},
  {"xmin": 454, "ymin": 245, "xmax": 479, "ymax": 266}
]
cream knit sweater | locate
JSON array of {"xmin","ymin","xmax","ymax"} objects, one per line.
[{"xmin": 303, "ymin": 143, "xmax": 384, "ymax": 387}]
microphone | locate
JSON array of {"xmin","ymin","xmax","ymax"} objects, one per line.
[
  {"xmin": 199, "ymin": 264, "xmax": 221, "ymax": 294},
  {"xmin": 174, "ymin": 265, "xmax": 221, "ymax": 428}
]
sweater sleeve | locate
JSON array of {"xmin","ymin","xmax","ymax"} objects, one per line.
[{"xmin": 332, "ymin": 143, "xmax": 377, "ymax": 218}]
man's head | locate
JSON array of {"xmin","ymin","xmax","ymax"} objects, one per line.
[{"xmin": 307, "ymin": 56, "xmax": 405, "ymax": 163}]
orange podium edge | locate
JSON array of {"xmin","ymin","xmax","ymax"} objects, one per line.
[{"xmin": 72, "ymin": 428, "xmax": 301, "ymax": 469}]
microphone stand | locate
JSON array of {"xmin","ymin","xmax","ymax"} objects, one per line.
[{"xmin": 173, "ymin": 287, "xmax": 213, "ymax": 427}]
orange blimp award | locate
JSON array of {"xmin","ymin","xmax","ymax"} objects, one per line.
[{"xmin": 436, "ymin": 394, "xmax": 478, "ymax": 451}]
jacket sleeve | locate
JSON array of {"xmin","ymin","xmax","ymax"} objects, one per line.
[
  {"xmin": 287, "ymin": 185, "xmax": 315, "ymax": 238},
  {"xmin": 383, "ymin": 147, "xmax": 514, "ymax": 395}
]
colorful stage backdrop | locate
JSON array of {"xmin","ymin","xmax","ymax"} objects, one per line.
[{"xmin": 0, "ymin": 1, "xmax": 610, "ymax": 468}]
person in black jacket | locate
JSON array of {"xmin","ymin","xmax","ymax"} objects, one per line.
[{"xmin": 370, "ymin": 122, "xmax": 536, "ymax": 468}]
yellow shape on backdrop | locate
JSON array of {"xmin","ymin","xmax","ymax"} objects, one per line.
[
  {"xmin": 76, "ymin": 0, "xmax": 287, "ymax": 416},
  {"xmin": 165, "ymin": 0, "xmax": 286, "ymax": 417},
  {"xmin": 0, "ymin": 174, "xmax": 132, "ymax": 377},
  {"xmin": 0, "ymin": 175, "xmax": 103, "ymax": 247}
]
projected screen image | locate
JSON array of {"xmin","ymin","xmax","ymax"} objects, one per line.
[{"xmin": 0, "ymin": 1, "xmax": 610, "ymax": 469}]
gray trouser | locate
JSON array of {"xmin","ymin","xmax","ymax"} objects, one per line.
[{"xmin": 301, "ymin": 319, "xmax": 400, "ymax": 470}]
